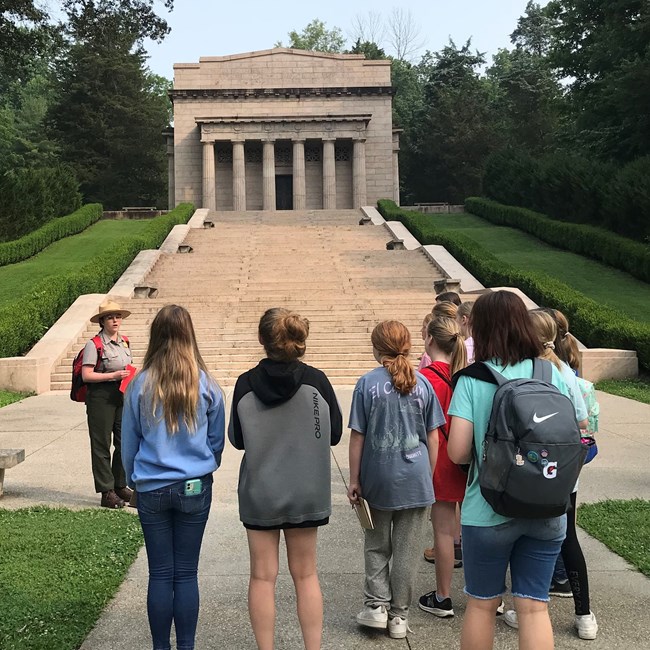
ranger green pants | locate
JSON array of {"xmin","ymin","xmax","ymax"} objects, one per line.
[{"xmin": 86, "ymin": 382, "xmax": 126, "ymax": 493}]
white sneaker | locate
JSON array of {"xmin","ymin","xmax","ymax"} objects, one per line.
[
  {"xmin": 388, "ymin": 616, "xmax": 409, "ymax": 639},
  {"xmin": 356, "ymin": 604, "xmax": 388, "ymax": 629},
  {"xmin": 503, "ymin": 609, "xmax": 519, "ymax": 629},
  {"xmin": 575, "ymin": 611, "xmax": 598, "ymax": 640}
]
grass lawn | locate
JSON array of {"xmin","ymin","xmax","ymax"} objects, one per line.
[
  {"xmin": 578, "ymin": 499, "xmax": 650, "ymax": 576},
  {"xmin": 428, "ymin": 212, "xmax": 650, "ymax": 323},
  {"xmin": 0, "ymin": 390, "xmax": 32, "ymax": 408},
  {"xmin": 0, "ymin": 506, "xmax": 143, "ymax": 650},
  {"xmin": 0, "ymin": 219, "xmax": 154, "ymax": 308},
  {"xmin": 596, "ymin": 376, "xmax": 650, "ymax": 405}
]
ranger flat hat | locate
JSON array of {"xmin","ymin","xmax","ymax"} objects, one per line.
[{"xmin": 90, "ymin": 299, "xmax": 132, "ymax": 324}]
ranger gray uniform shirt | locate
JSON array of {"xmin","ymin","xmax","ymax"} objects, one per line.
[{"xmin": 82, "ymin": 330, "xmax": 132, "ymax": 375}]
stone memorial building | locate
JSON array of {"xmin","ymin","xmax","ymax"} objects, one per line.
[{"xmin": 167, "ymin": 48, "xmax": 399, "ymax": 211}]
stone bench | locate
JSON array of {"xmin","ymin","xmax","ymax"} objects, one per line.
[{"xmin": 0, "ymin": 449, "xmax": 25, "ymax": 497}]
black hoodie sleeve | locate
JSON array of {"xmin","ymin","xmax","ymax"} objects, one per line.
[
  {"xmin": 326, "ymin": 379, "xmax": 343, "ymax": 446},
  {"xmin": 228, "ymin": 373, "xmax": 252, "ymax": 450}
]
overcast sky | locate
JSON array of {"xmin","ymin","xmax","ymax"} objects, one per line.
[{"xmin": 145, "ymin": 0, "xmax": 547, "ymax": 79}]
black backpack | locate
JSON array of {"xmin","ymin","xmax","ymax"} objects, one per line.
[{"xmin": 457, "ymin": 359, "xmax": 587, "ymax": 519}]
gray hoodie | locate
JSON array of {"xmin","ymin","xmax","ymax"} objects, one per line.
[{"xmin": 228, "ymin": 359, "xmax": 342, "ymax": 527}]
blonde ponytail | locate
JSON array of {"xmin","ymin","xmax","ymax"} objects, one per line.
[
  {"xmin": 529, "ymin": 310, "xmax": 562, "ymax": 370},
  {"xmin": 427, "ymin": 316, "xmax": 468, "ymax": 375}
]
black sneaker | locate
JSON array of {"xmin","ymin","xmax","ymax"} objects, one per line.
[
  {"xmin": 418, "ymin": 590, "xmax": 454, "ymax": 618},
  {"xmin": 549, "ymin": 580, "xmax": 573, "ymax": 598}
]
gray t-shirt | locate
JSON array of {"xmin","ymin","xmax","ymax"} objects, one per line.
[
  {"xmin": 348, "ymin": 366, "xmax": 445, "ymax": 510},
  {"xmin": 82, "ymin": 330, "xmax": 132, "ymax": 375}
]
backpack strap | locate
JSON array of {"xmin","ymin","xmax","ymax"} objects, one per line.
[
  {"xmin": 451, "ymin": 361, "xmax": 500, "ymax": 389},
  {"xmin": 426, "ymin": 364, "xmax": 452, "ymax": 388},
  {"xmin": 532, "ymin": 357, "xmax": 553, "ymax": 383},
  {"xmin": 91, "ymin": 334, "xmax": 103, "ymax": 372},
  {"xmin": 424, "ymin": 365, "xmax": 452, "ymax": 440},
  {"xmin": 480, "ymin": 362, "xmax": 508, "ymax": 386}
]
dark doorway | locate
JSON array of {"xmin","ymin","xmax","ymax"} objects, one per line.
[{"xmin": 275, "ymin": 175, "xmax": 293, "ymax": 210}]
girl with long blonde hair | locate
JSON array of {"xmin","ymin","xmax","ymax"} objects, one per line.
[
  {"xmin": 348, "ymin": 320, "xmax": 445, "ymax": 639},
  {"xmin": 417, "ymin": 316, "xmax": 468, "ymax": 618},
  {"xmin": 122, "ymin": 304, "xmax": 225, "ymax": 650}
]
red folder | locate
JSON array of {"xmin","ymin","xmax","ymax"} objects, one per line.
[{"xmin": 119, "ymin": 364, "xmax": 137, "ymax": 393}]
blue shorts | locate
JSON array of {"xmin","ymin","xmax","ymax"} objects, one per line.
[{"xmin": 462, "ymin": 516, "xmax": 566, "ymax": 602}]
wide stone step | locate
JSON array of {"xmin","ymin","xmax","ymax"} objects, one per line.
[{"xmin": 49, "ymin": 209, "xmax": 449, "ymax": 389}]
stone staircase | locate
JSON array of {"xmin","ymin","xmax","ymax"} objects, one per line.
[{"xmin": 50, "ymin": 210, "xmax": 446, "ymax": 389}]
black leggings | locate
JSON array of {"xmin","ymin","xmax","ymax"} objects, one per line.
[{"xmin": 562, "ymin": 492, "xmax": 591, "ymax": 615}]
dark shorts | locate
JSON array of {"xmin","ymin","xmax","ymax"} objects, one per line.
[{"xmin": 244, "ymin": 517, "xmax": 329, "ymax": 531}]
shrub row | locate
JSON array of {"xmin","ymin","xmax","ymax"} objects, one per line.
[
  {"xmin": 0, "ymin": 203, "xmax": 195, "ymax": 358},
  {"xmin": 0, "ymin": 204, "xmax": 103, "ymax": 268},
  {"xmin": 465, "ymin": 197, "xmax": 650, "ymax": 284},
  {"xmin": 483, "ymin": 150, "xmax": 650, "ymax": 241},
  {"xmin": 0, "ymin": 166, "xmax": 82, "ymax": 242},
  {"xmin": 377, "ymin": 199, "xmax": 650, "ymax": 372}
]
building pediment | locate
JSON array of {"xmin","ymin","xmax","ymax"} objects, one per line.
[{"xmin": 174, "ymin": 48, "xmax": 391, "ymax": 91}]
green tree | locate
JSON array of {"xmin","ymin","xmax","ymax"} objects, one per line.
[
  {"xmin": 47, "ymin": 19, "xmax": 169, "ymax": 208},
  {"xmin": 348, "ymin": 39, "xmax": 387, "ymax": 60},
  {"xmin": 276, "ymin": 19, "xmax": 345, "ymax": 53},
  {"xmin": 406, "ymin": 41, "xmax": 501, "ymax": 203},
  {"xmin": 487, "ymin": 48, "xmax": 563, "ymax": 154},
  {"xmin": 0, "ymin": 1, "xmax": 50, "ymax": 94},
  {"xmin": 547, "ymin": 0, "xmax": 650, "ymax": 161},
  {"xmin": 511, "ymin": 1, "xmax": 555, "ymax": 55}
]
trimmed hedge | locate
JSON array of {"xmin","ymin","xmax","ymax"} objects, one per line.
[
  {"xmin": 465, "ymin": 197, "xmax": 650, "ymax": 284},
  {"xmin": 0, "ymin": 204, "xmax": 103, "ymax": 268},
  {"xmin": 0, "ymin": 203, "xmax": 194, "ymax": 358},
  {"xmin": 377, "ymin": 199, "xmax": 650, "ymax": 372}
]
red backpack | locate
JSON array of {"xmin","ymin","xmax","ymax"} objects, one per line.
[{"xmin": 70, "ymin": 334, "xmax": 129, "ymax": 402}]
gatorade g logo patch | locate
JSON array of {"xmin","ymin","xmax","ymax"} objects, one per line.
[{"xmin": 543, "ymin": 461, "xmax": 558, "ymax": 479}]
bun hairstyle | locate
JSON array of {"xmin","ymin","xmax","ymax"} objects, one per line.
[
  {"xmin": 543, "ymin": 308, "xmax": 581, "ymax": 372},
  {"xmin": 435, "ymin": 291, "xmax": 462, "ymax": 306},
  {"xmin": 432, "ymin": 301, "xmax": 458, "ymax": 319},
  {"xmin": 371, "ymin": 320, "xmax": 416, "ymax": 395},
  {"xmin": 529, "ymin": 310, "xmax": 562, "ymax": 370},
  {"xmin": 258, "ymin": 307, "xmax": 310, "ymax": 362},
  {"xmin": 427, "ymin": 316, "xmax": 468, "ymax": 375}
]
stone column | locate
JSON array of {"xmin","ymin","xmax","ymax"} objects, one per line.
[
  {"xmin": 353, "ymin": 138, "xmax": 367, "ymax": 208},
  {"xmin": 232, "ymin": 139, "xmax": 246, "ymax": 211},
  {"xmin": 165, "ymin": 132, "xmax": 175, "ymax": 209},
  {"xmin": 393, "ymin": 132, "xmax": 401, "ymax": 205},
  {"xmin": 263, "ymin": 140, "xmax": 276, "ymax": 211},
  {"xmin": 322, "ymin": 138, "xmax": 336, "ymax": 209},
  {"xmin": 202, "ymin": 140, "xmax": 216, "ymax": 211},
  {"xmin": 292, "ymin": 139, "xmax": 306, "ymax": 210}
]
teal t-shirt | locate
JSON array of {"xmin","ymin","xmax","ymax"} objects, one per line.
[{"xmin": 447, "ymin": 359, "xmax": 571, "ymax": 527}]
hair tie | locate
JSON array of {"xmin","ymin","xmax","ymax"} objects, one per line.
[
  {"xmin": 562, "ymin": 331, "xmax": 570, "ymax": 339},
  {"xmin": 543, "ymin": 341, "xmax": 555, "ymax": 350},
  {"xmin": 451, "ymin": 333, "xmax": 459, "ymax": 341}
]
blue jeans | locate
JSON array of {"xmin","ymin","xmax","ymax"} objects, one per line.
[
  {"xmin": 462, "ymin": 515, "xmax": 566, "ymax": 602},
  {"xmin": 137, "ymin": 475, "xmax": 213, "ymax": 650}
]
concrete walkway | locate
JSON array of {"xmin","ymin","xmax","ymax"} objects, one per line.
[{"xmin": 1, "ymin": 389, "xmax": 649, "ymax": 649}]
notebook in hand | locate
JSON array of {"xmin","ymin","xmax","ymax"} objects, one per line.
[{"xmin": 353, "ymin": 497, "xmax": 374, "ymax": 530}]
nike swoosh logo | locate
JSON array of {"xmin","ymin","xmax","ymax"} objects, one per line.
[{"xmin": 533, "ymin": 412, "xmax": 559, "ymax": 423}]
